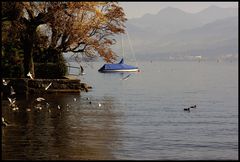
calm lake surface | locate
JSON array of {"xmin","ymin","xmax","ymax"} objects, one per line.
[{"xmin": 2, "ymin": 60, "xmax": 238, "ymax": 160}]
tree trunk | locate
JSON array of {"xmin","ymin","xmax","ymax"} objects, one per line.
[{"xmin": 23, "ymin": 27, "xmax": 35, "ymax": 78}]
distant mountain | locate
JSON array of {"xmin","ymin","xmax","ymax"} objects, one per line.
[
  {"xmin": 141, "ymin": 16, "xmax": 238, "ymax": 59},
  {"xmin": 127, "ymin": 6, "xmax": 237, "ymax": 37},
  {"xmin": 116, "ymin": 6, "xmax": 238, "ymax": 61}
]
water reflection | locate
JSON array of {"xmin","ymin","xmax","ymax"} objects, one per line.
[{"xmin": 2, "ymin": 93, "xmax": 122, "ymax": 160}]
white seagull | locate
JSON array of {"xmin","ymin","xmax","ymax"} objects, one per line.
[
  {"xmin": 27, "ymin": 72, "xmax": 34, "ymax": 80},
  {"xmin": 3, "ymin": 79, "xmax": 9, "ymax": 86},
  {"xmin": 10, "ymin": 86, "xmax": 16, "ymax": 95},
  {"xmin": 8, "ymin": 97, "xmax": 16, "ymax": 105},
  {"xmin": 79, "ymin": 65, "xmax": 86, "ymax": 75},
  {"xmin": 2, "ymin": 117, "xmax": 9, "ymax": 127},
  {"xmin": 8, "ymin": 97, "xmax": 18, "ymax": 110},
  {"xmin": 36, "ymin": 97, "xmax": 45, "ymax": 102},
  {"xmin": 45, "ymin": 82, "xmax": 52, "ymax": 90}
]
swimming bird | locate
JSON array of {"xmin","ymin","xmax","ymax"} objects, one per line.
[
  {"xmin": 184, "ymin": 108, "xmax": 190, "ymax": 112},
  {"xmin": 190, "ymin": 105, "xmax": 197, "ymax": 108},
  {"xmin": 26, "ymin": 108, "xmax": 31, "ymax": 112},
  {"xmin": 12, "ymin": 106, "xmax": 19, "ymax": 112},
  {"xmin": 36, "ymin": 97, "xmax": 45, "ymax": 102},
  {"xmin": 27, "ymin": 72, "xmax": 34, "ymax": 80},
  {"xmin": 35, "ymin": 104, "xmax": 42, "ymax": 111},
  {"xmin": 45, "ymin": 82, "xmax": 52, "ymax": 90}
]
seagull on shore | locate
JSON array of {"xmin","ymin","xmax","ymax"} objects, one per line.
[
  {"xmin": 45, "ymin": 82, "xmax": 52, "ymax": 90},
  {"xmin": 27, "ymin": 72, "xmax": 34, "ymax": 80},
  {"xmin": 98, "ymin": 103, "xmax": 102, "ymax": 107}
]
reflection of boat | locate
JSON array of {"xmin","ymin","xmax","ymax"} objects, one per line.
[{"xmin": 98, "ymin": 58, "xmax": 139, "ymax": 73}]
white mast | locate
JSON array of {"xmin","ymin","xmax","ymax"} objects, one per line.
[{"xmin": 121, "ymin": 33, "xmax": 125, "ymax": 59}]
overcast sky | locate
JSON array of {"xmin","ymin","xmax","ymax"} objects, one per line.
[{"xmin": 119, "ymin": 2, "xmax": 238, "ymax": 19}]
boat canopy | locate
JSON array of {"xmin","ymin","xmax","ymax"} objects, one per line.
[{"xmin": 98, "ymin": 58, "xmax": 138, "ymax": 72}]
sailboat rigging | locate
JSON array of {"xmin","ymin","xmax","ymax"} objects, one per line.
[{"xmin": 98, "ymin": 31, "xmax": 139, "ymax": 73}]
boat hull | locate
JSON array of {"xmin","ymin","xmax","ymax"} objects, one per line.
[
  {"xmin": 99, "ymin": 68, "xmax": 139, "ymax": 73},
  {"xmin": 98, "ymin": 58, "xmax": 139, "ymax": 73}
]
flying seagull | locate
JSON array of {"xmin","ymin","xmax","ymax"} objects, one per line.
[
  {"xmin": 79, "ymin": 65, "xmax": 86, "ymax": 75},
  {"xmin": 27, "ymin": 72, "xmax": 34, "ymax": 80},
  {"xmin": 8, "ymin": 97, "xmax": 16, "ymax": 105},
  {"xmin": 8, "ymin": 97, "xmax": 17, "ymax": 109},
  {"xmin": 122, "ymin": 74, "xmax": 131, "ymax": 80},
  {"xmin": 45, "ymin": 82, "xmax": 52, "ymax": 90},
  {"xmin": 10, "ymin": 86, "xmax": 16, "ymax": 95}
]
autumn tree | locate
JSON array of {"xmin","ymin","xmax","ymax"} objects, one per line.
[
  {"xmin": 2, "ymin": 2, "xmax": 25, "ymax": 77},
  {"xmin": 2, "ymin": 2, "xmax": 127, "ymax": 78},
  {"xmin": 47, "ymin": 2, "xmax": 126, "ymax": 62}
]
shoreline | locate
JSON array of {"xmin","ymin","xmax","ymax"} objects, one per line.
[{"xmin": 2, "ymin": 78, "xmax": 92, "ymax": 99}]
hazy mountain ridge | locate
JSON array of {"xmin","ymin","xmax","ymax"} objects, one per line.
[{"xmin": 120, "ymin": 6, "xmax": 238, "ymax": 61}]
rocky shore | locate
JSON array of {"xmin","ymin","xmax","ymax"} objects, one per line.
[{"xmin": 2, "ymin": 78, "xmax": 92, "ymax": 99}]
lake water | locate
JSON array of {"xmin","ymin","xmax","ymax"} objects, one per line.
[{"xmin": 2, "ymin": 60, "xmax": 238, "ymax": 160}]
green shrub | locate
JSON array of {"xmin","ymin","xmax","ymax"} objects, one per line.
[
  {"xmin": 2, "ymin": 64, "xmax": 24, "ymax": 78},
  {"xmin": 35, "ymin": 62, "xmax": 67, "ymax": 79}
]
